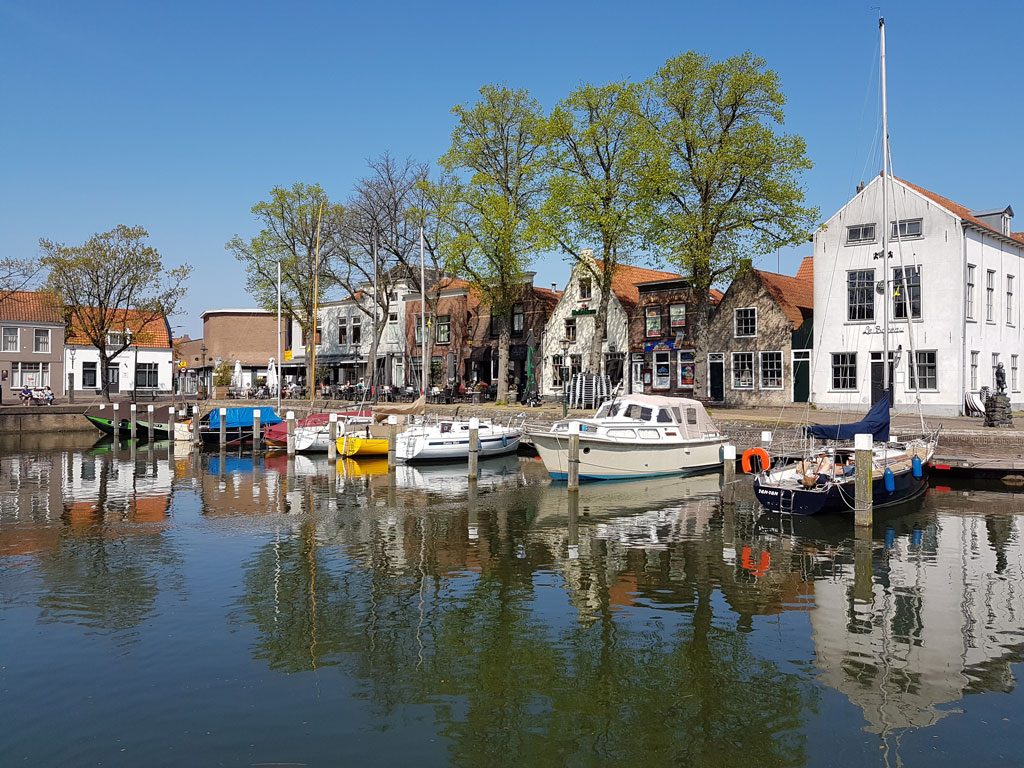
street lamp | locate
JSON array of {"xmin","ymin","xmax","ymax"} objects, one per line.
[
  {"xmin": 199, "ymin": 343, "xmax": 208, "ymax": 399},
  {"xmin": 68, "ymin": 347, "xmax": 76, "ymax": 403},
  {"xmin": 561, "ymin": 338, "xmax": 571, "ymax": 418}
]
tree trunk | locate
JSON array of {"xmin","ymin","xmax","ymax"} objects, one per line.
[
  {"xmin": 496, "ymin": 320, "xmax": 511, "ymax": 403},
  {"xmin": 99, "ymin": 349, "xmax": 111, "ymax": 402},
  {"xmin": 589, "ymin": 284, "xmax": 610, "ymax": 373},
  {"xmin": 690, "ymin": 286, "xmax": 713, "ymax": 401}
]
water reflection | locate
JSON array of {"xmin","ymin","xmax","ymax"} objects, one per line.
[{"xmin": 3, "ymin": 448, "xmax": 1024, "ymax": 765}]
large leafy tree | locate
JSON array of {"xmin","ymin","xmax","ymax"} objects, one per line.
[
  {"xmin": 541, "ymin": 81, "xmax": 651, "ymax": 372},
  {"xmin": 431, "ymin": 85, "xmax": 549, "ymax": 403},
  {"xmin": 227, "ymin": 183, "xmax": 343, "ymax": 388},
  {"xmin": 40, "ymin": 225, "xmax": 191, "ymax": 400},
  {"xmin": 640, "ymin": 52, "xmax": 817, "ymax": 392}
]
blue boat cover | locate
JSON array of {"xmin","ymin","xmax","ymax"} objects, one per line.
[
  {"xmin": 805, "ymin": 395, "xmax": 890, "ymax": 442},
  {"xmin": 207, "ymin": 407, "xmax": 282, "ymax": 429}
]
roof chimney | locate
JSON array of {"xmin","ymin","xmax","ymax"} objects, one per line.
[
  {"xmin": 856, "ymin": 180, "xmax": 866, "ymax": 193},
  {"xmin": 551, "ymin": 282, "xmax": 557, "ymax": 293}
]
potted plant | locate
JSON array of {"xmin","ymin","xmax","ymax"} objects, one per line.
[{"xmin": 212, "ymin": 361, "xmax": 232, "ymax": 399}]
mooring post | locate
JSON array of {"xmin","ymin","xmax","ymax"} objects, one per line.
[
  {"xmin": 219, "ymin": 407, "xmax": 227, "ymax": 450},
  {"xmin": 168, "ymin": 407, "xmax": 177, "ymax": 442},
  {"xmin": 327, "ymin": 412, "xmax": 338, "ymax": 461},
  {"xmin": 853, "ymin": 525, "xmax": 874, "ymax": 603},
  {"xmin": 252, "ymin": 409, "xmax": 261, "ymax": 452},
  {"xmin": 192, "ymin": 406, "xmax": 202, "ymax": 448},
  {"xmin": 112, "ymin": 403, "xmax": 120, "ymax": 438},
  {"xmin": 721, "ymin": 443, "xmax": 737, "ymax": 505},
  {"xmin": 854, "ymin": 432, "xmax": 873, "ymax": 527},
  {"xmin": 387, "ymin": 415, "xmax": 398, "ymax": 471},
  {"xmin": 130, "ymin": 404, "xmax": 137, "ymax": 440},
  {"xmin": 468, "ymin": 416, "xmax": 479, "ymax": 479},
  {"xmin": 286, "ymin": 411, "xmax": 295, "ymax": 456},
  {"xmin": 761, "ymin": 430, "xmax": 772, "ymax": 451},
  {"xmin": 567, "ymin": 421, "xmax": 580, "ymax": 492},
  {"xmin": 567, "ymin": 490, "xmax": 580, "ymax": 560},
  {"xmin": 146, "ymin": 404, "xmax": 154, "ymax": 436}
]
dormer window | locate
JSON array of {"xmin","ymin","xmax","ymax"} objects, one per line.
[
  {"xmin": 578, "ymin": 277, "xmax": 592, "ymax": 300},
  {"xmin": 846, "ymin": 223, "xmax": 876, "ymax": 244}
]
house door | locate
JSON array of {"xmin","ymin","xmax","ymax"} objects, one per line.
[
  {"xmin": 708, "ymin": 353, "xmax": 725, "ymax": 401},
  {"xmin": 792, "ymin": 349, "xmax": 811, "ymax": 403},
  {"xmin": 870, "ymin": 352, "xmax": 895, "ymax": 406},
  {"xmin": 106, "ymin": 365, "xmax": 120, "ymax": 393},
  {"xmin": 630, "ymin": 359, "xmax": 644, "ymax": 394}
]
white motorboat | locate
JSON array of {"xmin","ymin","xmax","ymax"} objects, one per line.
[
  {"xmin": 528, "ymin": 394, "xmax": 728, "ymax": 481},
  {"xmin": 395, "ymin": 418, "xmax": 523, "ymax": 463}
]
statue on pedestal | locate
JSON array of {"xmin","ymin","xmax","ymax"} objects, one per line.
[{"xmin": 996, "ymin": 362, "xmax": 1007, "ymax": 395}]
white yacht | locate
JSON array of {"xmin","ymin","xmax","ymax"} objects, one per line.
[
  {"xmin": 396, "ymin": 418, "xmax": 523, "ymax": 463},
  {"xmin": 528, "ymin": 394, "xmax": 727, "ymax": 481}
]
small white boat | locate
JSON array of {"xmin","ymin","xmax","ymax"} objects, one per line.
[
  {"xmin": 396, "ymin": 418, "xmax": 523, "ymax": 463},
  {"xmin": 528, "ymin": 394, "xmax": 728, "ymax": 481},
  {"xmin": 290, "ymin": 418, "xmax": 373, "ymax": 452}
]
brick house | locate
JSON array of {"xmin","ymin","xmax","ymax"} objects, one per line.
[
  {"xmin": 405, "ymin": 278, "xmax": 478, "ymax": 389},
  {"xmin": 630, "ymin": 278, "xmax": 724, "ymax": 396},
  {"xmin": 194, "ymin": 309, "xmax": 289, "ymax": 393},
  {"xmin": 0, "ymin": 291, "xmax": 65, "ymax": 397},
  {"xmin": 704, "ymin": 258, "xmax": 813, "ymax": 405}
]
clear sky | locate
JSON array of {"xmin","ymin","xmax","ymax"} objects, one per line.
[{"xmin": 2, "ymin": 0, "xmax": 1021, "ymax": 337}]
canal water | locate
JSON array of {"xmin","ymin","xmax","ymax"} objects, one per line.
[{"xmin": 2, "ymin": 443, "xmax": 1023, "ymax": 767}]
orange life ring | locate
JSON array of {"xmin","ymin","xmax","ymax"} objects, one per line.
[
  {"xmin": 741, "ymin": 447, "xmax": 770, "ymax": 474},
  {"xmin": 741, "ymin": 545, "xmax": 771, "ymax": 577}
]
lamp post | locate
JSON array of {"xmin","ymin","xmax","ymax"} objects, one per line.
[
  {"xmin": 199, "ymin": 343, "xmax": 208, "ymax": 400},
  {"xmin": 561, "ymin": 339, "xmax": 571, "ymax": 418},
  {"xmin": 68, "ymin": 347, "xmax": 76, "ymax": 403}
]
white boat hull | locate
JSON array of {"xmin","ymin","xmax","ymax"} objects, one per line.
[
  {"xmin": 531, "ymin": 431, "xmax": 727, "ymax": 480},
  {"xmin": 397, "ymin": 426, "xmax": 522, "ymax": 462}
]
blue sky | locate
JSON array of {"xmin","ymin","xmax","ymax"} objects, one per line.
[{"xmin": 2, "ymin": 0, "xmax": 1021, "ymax": 337}]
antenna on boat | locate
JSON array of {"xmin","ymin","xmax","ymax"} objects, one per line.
[
  {"xmin": 879, "ymin": 15, "xmax": 892, "ymax": 415},
  {"xmin": 311, "ymin": 201, "xmax": 324, "ymax": 408},
  {"xmin": 419, "ymin": 226, "xmax": 427, "ymax": 396}
]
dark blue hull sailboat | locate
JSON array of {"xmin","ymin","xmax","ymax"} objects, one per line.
[{"xmin": 752, "ymin": 397, "xmax": 938, "ymax": 516}]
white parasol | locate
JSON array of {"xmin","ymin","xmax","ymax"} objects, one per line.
[
  {"xmin": 266, "ymin": 357, "xmax": 279, "ymax": 395},
  {"xmin": 232, "ymin": 360, "xmax": 243, "ymax": 389}
]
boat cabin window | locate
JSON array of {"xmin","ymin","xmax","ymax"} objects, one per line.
[
  {"xmin": 440, "ymin": 423, "xmax": 452, "ymax": 433},
  {"xmin": 686, "ymin": 407, "xmax": 697, "ymax": 425},
  {"xmin": 595, "ymin": 402, "xmax": 615, "ymax": 419},
  {"xmin": 671, "ymin": 407, "xmax": 682, "ymax": 423},
  {"xmin": 656, "ymin": 408, "xmax": 673, "ymax": 423},
  {"xmin": 624, "ymin": 404, "xmax": 653, "ymax": 421}
]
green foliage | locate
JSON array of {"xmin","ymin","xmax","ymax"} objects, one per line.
[
  {"xmin": 40, "ymin": 224, "xmax": 191, "ymax": 399},
  {"xmin": 213, "ymin": 361, "xmax": 233, "ymax": 387},
  {"xmin": 430, "ymin": 85, "xmax": 549, "ymax": 401},
  {"xmin": 640, "ymin": 51, "xmax": 818, "ymax": 291},
  {"xmin": 226, "ymin": 182, "xmax": 343, "ymax": 386}
]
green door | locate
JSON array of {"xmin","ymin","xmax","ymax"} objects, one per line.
[{"xmin": 792, "ymin": 350, "xmax": 810, "ymax": 403}]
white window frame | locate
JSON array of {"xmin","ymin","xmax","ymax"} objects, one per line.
[
  {"xmin": 847, "ymin": 269, "xmax": 875, "ymax": 322},
  {"xmin": 731, "ymin": 352, "xmax": 754, "ymax": 390},
  {"xmin": 831, "ymin": 352, "xmax": 857, "ymax": 391},
  {"xmin": 33, "ymin": 328, "xmax": 51, "ymax": 354},
  {"xmin": 82, "ymin": 361, "xmax": 98, "ymax": 389},
  {"xmin": 676, "ymin": 349, "xmax": 695, "ymax": 388},
  {"xmin": 908, "ymin": 350, "xmax": 938, "ymax": 391},
  {"xmin": 891, "ymin": 218, "xmax": 923, "ymax": 239},
  {"xmin": 892, "ymin": 265, "xmax": 922, "ymax": 320},
  {"xmin": 970, "ymin": 351, "xmax": 979, "ymax": 391},
  {"xmin": 564, "ymin": 317, "xmax": 577, "ymax": 342},
  {"xmin": 135, "ymin": 362, "xmax": 160, "ymax": 389},
  {"xmin": 1, "ymin": 326, "xmax": 18, "ymax": 352},
  {"xmin": 1013, "ymin": 355, "xmax": 1020, "ymax": 392},
  {"xmin": 1008, "ymin": 275, "xmax": 1015, "ymax": 326},
  {"xmin": 578, "ymin": 277, "xmax": 592, "ymax": 300},
  {"xmin": 551, "ymin": 355, "xmax": 564, "ymax": 388},
  {"xmin": 966, "ymin": 264, "xmax": 976, "ymax": 320},
  {"xmin": 652, "ymin": 351, "xmax": 671, "ymax": 390},
  {"xmin": 733, "ymin": 307, "xmax": 757, "ymax": 338},
  {"xmin": 986, "ymin": 270, "xmax": 996, "ymax": 323},
  {"xmin": 351, "ymin": 316, "xmax": 362, "ymax": 345},
  {"xmin": 12, "ymin": 361, "xmax": 49, "ymax": 388},
  {"xmin": 759, "ymin": 351, "xmax": 784, "ymax": 390},
  {"xmin": 436, "ymin": 315, "xmax": 451, "ymax": 344},
  {"xmin": 992, "ymin": 353, "xmax": 1000, "ymax": 391},
  {"xmin": 846, "ymin": 223, "xmax": 877, "ymax": 244}
]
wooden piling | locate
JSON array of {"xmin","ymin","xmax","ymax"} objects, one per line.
[
  {"xmin": 567, "ymin": 490, "xmax": 580, "ymax": 559},
  {"xmin": 168, "ymin": 407, "xmax": 177, "ymax": 442},
  {"xmin": 721, "ymin": 443, "xmax": 737, "ymax": 505},
  {"xmin": 387, "ymin": 415, "xmax": 397, "ymax": 471},
  {"xmin": 130, "ymin": 404, "xmax": 137, "ymax": 440},
  {"xmin": 854, "ymin": 432, "xmax": 873, "ymax": 527},
  {"xmin": 253, "ymin": 410, "xmax": 261, "ymax": 451},
  {"xmin": 468, "ymin": 417, "xmax": 479, "ymax": 479},
  {"xmin": 567, "ymin": 422, "xmax": 580, "ymax": 492},
  {"xmin": 286, "ymin": 411, "xmax": 295, "ymax": 455},
  {"xmin": 112, "ymin": 403, "xmax": 120, "ymax": 438},
  {"xmin": 327, "ymin": 412, "xmax": 338, "ymax": 461},
  {"xmin": 219, "ymin": 407, "xmax": 227, "ymax": 450}
]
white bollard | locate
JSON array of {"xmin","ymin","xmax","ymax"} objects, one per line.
[
  {"xmin": 567, "ymin": 421, "xmax": 580, "ymax": 491},
  {"xmin": 286, "ymin": 410, "xmax": 296, "ymax": 455},
  {"xmin": 219, "ymin": 407, "xmax": 228, "ymax": 449},
  {"xmin": 328, "ymin": 412, "xmax": 338, "ymax": 460},
  {"xmin": 112, "ymin": 403, "xmax": 120, "ymax": 438},
  {"xmin": 722, "ymin": 443, "xmax": 737, "ymax": 504},
  {"xmin": 387, "ymin": 414, "xmax": 398, "ymax": 470},
  {"xmin": 854, "ymin": 432, "xmax": 873, "ymax": 527},
  {"xmin": 468, "ymin": 416, "xmax": 479, "ymax": 479},
  {"xmin": 168, "ymin": 407, "xmax": 177, "ymax": 442}
]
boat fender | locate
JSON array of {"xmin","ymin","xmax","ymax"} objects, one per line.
[
  {"xmin": 911, "ymin": 455, "xmax": 923, "ymax": 479},
  {"xmin": 883, "ymin": 467, "xmax": 895, "ymax": 493},
  {"xmin": 741, "ymin": 447, "xmax": 770, "ymax": 474}
]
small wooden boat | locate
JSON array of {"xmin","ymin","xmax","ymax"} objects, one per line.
[
  {"xmin": 84, "ymin": 413, "xmax": 136, "ymax": 438},
  {"xmin": 337, "ymin": 435, "xmax": 389, "ymax": 457}
]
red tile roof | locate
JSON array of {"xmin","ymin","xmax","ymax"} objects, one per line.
[
  {"xmin": 709, "ymin": 288, "xmax": 724, "ymax": 304},
  {"xmin": 591, "ymin": 260, "xmax": 684, "ymax": 307},
  {"xmin": 794, "ymin": 255, "xmax": 813, "ymax": 283},
  {"xmin": 66, "ymin": 308, "xmax": 172, "ymax": 349},
  {"xmin": 0, "ymin": 291, "xmax": 64, "ymax": 324},
  {"xmin": 898, "ymin": 178, "xmax": 1024, "ymax": 245},
  {"xmin": 754, "ymin": 267, "xmax": 813, "ymax": 330}
]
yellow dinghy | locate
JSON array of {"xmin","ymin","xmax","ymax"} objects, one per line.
[{"xmin": 337, "ymin": 435, "xmax": 389, "ymax": 457}]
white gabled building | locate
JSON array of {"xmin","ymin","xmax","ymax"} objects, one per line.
[{"xmin": 812, "ymin": 175, "xmax": 1024, "ymax": 415}]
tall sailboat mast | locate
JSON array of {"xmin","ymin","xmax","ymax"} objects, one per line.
[
  {"xmin": 880, "ymin": 16, "xmax": 891, "ymax": 408},
  {"xmin": 419, "ymin": 226, "xmax": 427, "ymax": 394}
]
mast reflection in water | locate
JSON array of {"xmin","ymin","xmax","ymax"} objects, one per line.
[{"xmin": 1, "ymin": 447, "xmax": 1023, "ymax": 766}]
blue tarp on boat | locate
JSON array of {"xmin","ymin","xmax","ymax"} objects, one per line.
[
  {"xmin": 806, "ymin": 395, "xmax": 890, "ymax": 442},
  {"xmin": 208, "ymin": 455, "xmax": 257, "ymax": 476},
  {"xmin": 207, "ymin": 407, "xmax": 282, "ymax": 429}
]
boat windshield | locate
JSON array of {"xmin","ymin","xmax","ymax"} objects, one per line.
[{"xmin": 623, "ymin": 404, "xmax": 653, "ymax": 421}]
